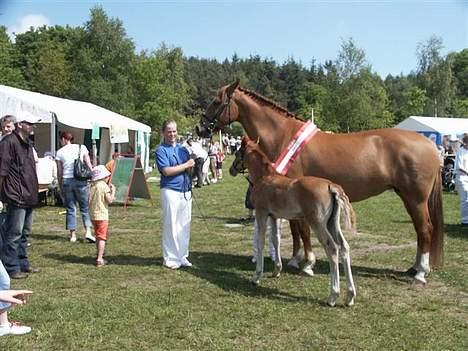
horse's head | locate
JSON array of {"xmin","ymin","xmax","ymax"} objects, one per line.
[{"xmin": 196, "ymin": 80, "xmax": 240, "ymax": 138}]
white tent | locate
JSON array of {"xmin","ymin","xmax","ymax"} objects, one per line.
[
  {"xmin": 395, "ymin": 116, "xmax": 468, "ymax": 145},
  {"xmin": 0, "ymin": 84, "xmax": 152, "ymax": 172}
]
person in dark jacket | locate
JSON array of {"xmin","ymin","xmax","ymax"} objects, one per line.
[{"xmin": 0, "ymin": 113, "xmax": 41, "ymax": 279}]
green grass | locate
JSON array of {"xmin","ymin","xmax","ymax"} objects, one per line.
[{"xmin": 1, "ymin": 157, "xmax": 468, "ymax": 350}]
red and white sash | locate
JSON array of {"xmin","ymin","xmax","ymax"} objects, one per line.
[{"xmin": 273, "ymin": 120, "xmax": 319, "ymax": 175}]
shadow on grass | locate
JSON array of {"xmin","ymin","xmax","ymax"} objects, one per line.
[
  {"xmin": 191, "ymin": 215, "xmax": 255, "ymax": 226},
  {"xmin": 32, "ymin": 233, "xmax": 66, "ymax": 242},
  {"xmin": 44, "ymin": 253, "xmax": 161, "ymax": 266},
  {"xmin": 445, "ymin": 223, "xmax": 468, "ymax": 239},
  {"xmin": 186, "ymin": 251, "xmax": 322, "ymax": 304}
]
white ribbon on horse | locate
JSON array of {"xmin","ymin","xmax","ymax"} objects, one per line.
[{"xmin": 273, "ymin": 120, "xmax": 320, "ymax": 175}]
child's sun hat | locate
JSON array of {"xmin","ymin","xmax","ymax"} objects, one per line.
[{"xmin": 92, "ymin": 165, "xmax": 111, "ymax": 182}]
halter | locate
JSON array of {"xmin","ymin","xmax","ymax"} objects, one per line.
[{"xmin": 201, "ymin": 94, "xmax": 232, "ymax": 136}]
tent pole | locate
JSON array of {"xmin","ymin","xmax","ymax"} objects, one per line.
[{"xmin": 51, "ymin": 113, "xmax": 56, "ymax": 156}]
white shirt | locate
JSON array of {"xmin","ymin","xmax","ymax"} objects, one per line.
[
  {"xmin": 36, "ymin": 156, "xmax": 57, "ymax": 185},
  {"xmin": 56, "ymin": 144, "xmax": 89, "ymax": 179},
  {"xmin": 189, "ymin": 141, "xmax": 208, "ymax": 159},
  {"xmin": 455, "ymin": 145, "xmax": 468, "ymax": 177}
]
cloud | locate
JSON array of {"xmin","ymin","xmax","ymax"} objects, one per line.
[{"xmin": 8, "ymin": 14, "xmax": 50, "ymax": 40}]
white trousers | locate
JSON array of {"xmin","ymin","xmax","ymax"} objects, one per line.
[
  {"xmin": 161, "ymin": 188, "xmax": 192, "ymax": 267},
  {"xmin": 456, "ymin": 175, "xmax": 468, "ymax": 224}
]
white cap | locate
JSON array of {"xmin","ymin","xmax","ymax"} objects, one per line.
[{"xmin": 18, "ymin": 111, "xmax": 42, "ymax": 124}]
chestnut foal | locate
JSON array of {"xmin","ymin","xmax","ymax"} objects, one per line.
[{"xmin": 233, "ymin": 138, "xmax": 357, "ymax": 306}]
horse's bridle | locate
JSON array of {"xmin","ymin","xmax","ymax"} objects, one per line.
[{"xmin": 201, "ymin": 94, "xmax": 232, "ymax": 136}]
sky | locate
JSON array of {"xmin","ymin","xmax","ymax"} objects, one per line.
[{"xmin": 1, "ymin": 0, "xmax": 467, "ymax": 78}]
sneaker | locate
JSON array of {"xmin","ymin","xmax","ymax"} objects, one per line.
[
  {"xmin": 163, "ymin": 262, "xmax": 180, "ymax": 270},
  {"xmin": 181, "ymin": 259, "xmax": 192, "ymax": 267},
  {"xmin": 85, "ymin": 233, "xmax": 96, "ymax": 243},
  {"xmin": 96, "ymin": 259, "xmax": 107, "ymax": 267},
  {"xmin": 0, "ymin": 321, "xmax": 32, "ymax": 336},
  {"xmin": 10, "ymin": 272, "xmax": 28, "ymax": 279},
  {"xmin": 22, "ymin": 266, "xmax": 41, "ymax": 274},
  {"xmin": 69, "ymin": 236, "xmax": 77, "ymax": 243}
]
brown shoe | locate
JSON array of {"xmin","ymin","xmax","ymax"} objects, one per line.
[
  {"xmin": 22, "ymin": 266, "xmax": 41, "ymax": 273},
  {"xmin": 10, "ymin": 271, "xmax": 28, "ymax": 279}
]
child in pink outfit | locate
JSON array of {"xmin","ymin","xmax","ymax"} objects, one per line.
[{"xmin": 89, "ymin": 166, "xmax": 116, "ymax": 267}]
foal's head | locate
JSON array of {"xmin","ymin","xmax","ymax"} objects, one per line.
[
  {"xmin": 229, "ymin": 137, "xmax": 276, "ymax": 180},
  {"xmin": 229, "ymin": 137, "xmax": 248, "ymax": 177}
]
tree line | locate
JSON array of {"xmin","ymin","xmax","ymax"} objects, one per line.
[{"xmin": 1, "ymin": 6, "xmax": 467, "ymax": 145}]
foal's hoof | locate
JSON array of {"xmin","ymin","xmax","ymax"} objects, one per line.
[
  {"xmin": 301, "ymin": 266, "xmax": 314, "ymax": 277},
  {"xmin": 405, "ymin": 267, "xmax": 418, "ymax": 277}
]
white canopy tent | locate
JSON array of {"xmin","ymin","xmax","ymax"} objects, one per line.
[
  {"xmin": 395, "ymin": 116, "xmax": 468, "ymax": 145},
  {"xmin": 0, "ymin": 84, "xmax": 152, "ymax": 172}
]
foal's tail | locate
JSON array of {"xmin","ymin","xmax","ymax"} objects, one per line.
[
  {"xmin": 429, "ymin": 170, "xmax": 444, "ymax": 268},
  {"xmin": 328, "ymin": 184, "xmax": 357, "ymax": 236}
]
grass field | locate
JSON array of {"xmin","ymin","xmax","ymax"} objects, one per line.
[{"xmin": 1, "ymin": 158, "xmax": 468, "ymax": 350}]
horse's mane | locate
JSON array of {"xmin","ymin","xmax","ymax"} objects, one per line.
[{"xmin": 237, "ymin": 86, "xmax": 304, "ymax": 122}]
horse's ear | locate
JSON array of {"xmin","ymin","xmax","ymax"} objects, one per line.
[{"xmin": 226, "ymin": 79, "xmax": 240, "ymax": 98}]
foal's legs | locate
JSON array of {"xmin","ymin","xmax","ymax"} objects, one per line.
[
  {"xmin": 270, "ymin": 217, "xmax": 282, "ymax": 278},
  {"xmin": 252, "ymin": 212, "xmax": 268, "ymax": 285},
  {"xmin": 332, "ymin": 226, "xmax": 356, "ymax": 306},
  {"xmin": 311, "ymin": 223, "xmax": 340, "ymax": 306}
]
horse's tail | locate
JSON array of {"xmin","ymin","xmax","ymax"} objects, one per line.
[
  {"xmin": 429, "ymin": 170, "xmax": 444, "ymax": 268},
  {"xmin": 328, "ymin": 184, "xmax": 357, "ymax": 236}
]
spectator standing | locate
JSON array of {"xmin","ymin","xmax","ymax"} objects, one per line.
[
  {"xmin": 89, "ymin": 166, "xmax": 116, "ymax": 267},
  {"xmin": 229, "ymin": 136, "xmax": 236, "ymax": 154},
  {"xmin": 186, "ymin": 138, "xmax": 208, "ymax": 188},
  {"xmin": 222, "ymin": 134, "xmax": 230, "ymax": 155},
  {"xmin": 208, "ymin": 140, "xmax": 218, "ymax": 182},
  {"xmin": 455, "ymin": 134, "xmax": 468, "ymax": 226},
  {"xmin": 0, "ymin": 115, "xmax": 16, "ymax": 212},
  {"xmin": 55, "ymin": 132, "xmax": 95, "ymax": 243},
  {"xmin": 155, "ymin": 120, "xmax": 195, "ymax": 269},
  {"xmin": 0, "ymin": 113, "xmax": 41, "ymax": 279},
  {"xmin": 216, "ymin": 143, "xmax": 225, "ymax": 180},
  {"xmin": 0, "ymin": 115, "xmax": 15, "ymax": 141}
]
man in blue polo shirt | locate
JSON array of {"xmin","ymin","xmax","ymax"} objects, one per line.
[{"xmin": 155, "ymin": 119, "xmax": 194, "ymax": 270}]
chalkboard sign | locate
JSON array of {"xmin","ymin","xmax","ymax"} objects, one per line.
[{"xmin": 110, "ymin": 156, "xmax": 152, "ymax": 206}]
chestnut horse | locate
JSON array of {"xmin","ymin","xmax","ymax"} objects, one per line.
[
  {"xmin": 232, "ymin": 138, "xmax": 357, "ymax": 306},
  {"xmin": 196, "ymin": 80, "xmax": 444, "ymax": 284}
]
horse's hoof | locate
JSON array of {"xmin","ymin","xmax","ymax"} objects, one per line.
[
  {"xmin": 301, "ymin": 267, "xmax": 314, "ymax": 277},
  {"xmin": 272, "ymin": 271, "xmax": 281, "ymax": 278},
  {"xmin": 405, "ymin": 267, "xmax": 417, "ymax": 277},
  {"xmin": 326, "ymin": 299, "xmax": 337, "ymax": 307},
  {"xmin": 251, "ymin": 280, "xmax": 259, "ymax": 286},
  {"xmin": 346, "ymin": 298, "xmax": 355, "ymax": 307}
]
